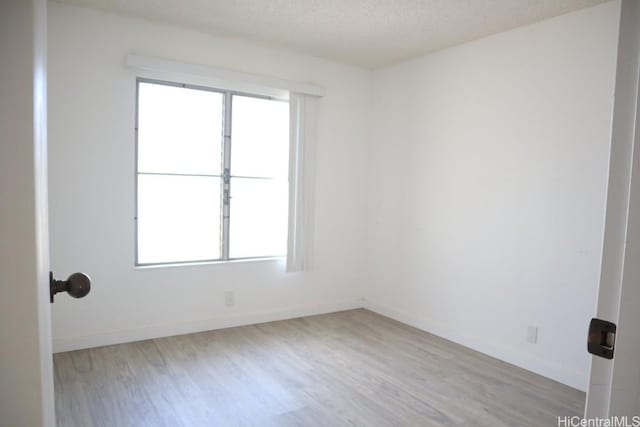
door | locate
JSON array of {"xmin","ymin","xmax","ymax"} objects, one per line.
[
  {"xmin": 0, "ymin": 0, "xmax": 55, "ymax": 425},
  {"xmin": 586, "ymin": 0, "xmax": 640, "ymax": 418}
]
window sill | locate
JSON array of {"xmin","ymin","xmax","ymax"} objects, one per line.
[{"xmin": 135, "ymin": 256, "xmax": 285, "ymax": 270}]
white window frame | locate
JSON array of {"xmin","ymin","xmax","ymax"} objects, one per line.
[{"xmin": 134, "ymin": 77, "xmax": 288, "ymax": 267}]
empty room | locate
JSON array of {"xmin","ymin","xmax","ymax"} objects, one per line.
[{"xmin": 3, "ymin": 0, "xmax": 640, "ymax": 425}]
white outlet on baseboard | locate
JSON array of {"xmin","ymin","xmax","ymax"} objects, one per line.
[
  {"xmin": 224, "ymin": 291, "xmax": 235, "ymax": 307},
  {"xmin": 527, "ymin": 326, "xmax": 538, "ymax": 344}
]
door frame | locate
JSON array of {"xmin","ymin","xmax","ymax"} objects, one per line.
[{"xmin": 586, "ymin": 0, "xmax": 640, "ymax": 418}]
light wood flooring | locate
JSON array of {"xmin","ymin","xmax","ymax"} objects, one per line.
[{"xmin": 54, "ymin": 309, "xmax": 584, "ymax": 426}]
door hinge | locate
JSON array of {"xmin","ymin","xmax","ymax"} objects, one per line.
[{"xmin": 588, "ymin": 318, "xmax": 616, "ymax": 360}]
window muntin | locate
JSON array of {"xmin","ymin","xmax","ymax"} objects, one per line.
[{"xmin": 135, "ymin": 79, "xmax": 289, "ymax": 266}]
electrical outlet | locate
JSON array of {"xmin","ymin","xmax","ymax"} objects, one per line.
[
  {"xmin": 527, "ymin": 326, "xmax": 538, "ymax": 344},
  {"xmin": 224, "ymin": 291, "xmax": 235, "ymax": 307}
]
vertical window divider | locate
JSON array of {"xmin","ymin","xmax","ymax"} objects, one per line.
[
  {"xmin": 222, "ymin": 92, "xmax": 233, "ymax": 260},
  {"xmin": 134, "ymin": 79, "xmax": 141, "ymax": 265}
]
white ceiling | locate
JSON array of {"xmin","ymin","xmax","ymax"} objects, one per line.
[{"xmin": 54, "ymin": 0, "xmax": 611, "ymax": 68}]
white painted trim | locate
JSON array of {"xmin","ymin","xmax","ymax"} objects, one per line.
[
  {"xmin": 53, "ymin": 298, "xmax": 363, "ymax": 353},
  {"xmin": 586, "ymin": 0, "xmax": 640, "ymax": 418},
  {"xmin": 125, "ymin": 54, "xmax": 325, "ymax": 98},
  {"xmin": 363, "ymin": 299, "xmax": 587, "ymax": 392}
]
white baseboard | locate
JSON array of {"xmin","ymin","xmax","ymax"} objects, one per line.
[
  {"xmin": 363, "ymin": 299, "xmax": 587, "ymax": 392},
  {"xmin": 53, "ymin": 296, "xmax": 587, "ymax": 392},
  {"xmin": 53, "ymin": 298, "xmax": 365, "ymax": 353}
]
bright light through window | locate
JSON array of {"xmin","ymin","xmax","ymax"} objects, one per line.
[
  {"xmin": 136, "ymin": 80, "xmax": 289, "ymax": 265},
  {"xmin": 230, "ymin": 96, "xmax": 289, "ymax": 258}
]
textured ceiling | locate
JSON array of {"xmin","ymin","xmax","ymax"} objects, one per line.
[{"xmin": 54, "ymin": 0, "xmax": 611, "ymax": 68}]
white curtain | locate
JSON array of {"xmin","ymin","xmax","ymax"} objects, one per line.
[{"xmin": 286, "ymin": 93, "xmax": 318, "ymax": 272}]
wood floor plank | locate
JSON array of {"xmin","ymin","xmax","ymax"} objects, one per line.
[{"xmin": 54, "ymin": 309, "xmax": 584, "ymax": 426}]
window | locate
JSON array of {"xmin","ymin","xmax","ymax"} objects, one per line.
[{"xmin": 135, "ymin": 79, "xmax": 289, "ymax": 265}]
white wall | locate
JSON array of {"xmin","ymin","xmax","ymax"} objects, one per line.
[
  {"xmin": 47, "ymin": 3, "xmax": 370, "ymax": 352},
  {"xmin": 365, "ymin": 1, "xmax": 620, "ymax": 391},
  {"xmin": 0, "ymin": 0, "xmax": 55, "ymax": 425}
]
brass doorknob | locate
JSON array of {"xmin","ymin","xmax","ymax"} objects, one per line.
[{"xmin": 50, "ymin": 272, "xmax": 91, "ymax": 303}]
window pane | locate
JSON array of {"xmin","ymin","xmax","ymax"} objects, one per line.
[
  {"xmin": 229, "ymin": 178, "xmax": 288, "ymax": 258},
  {"xmin": 138, "ymin": 82, "xmax": 223, "ymax": 175},
  {"xmin": 231, "ymin": 96, "xmax": 289, "ymax": 178},
  {"xmin": 137, "ymin": 174, "xmax": 221, "ymax": 264}
]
